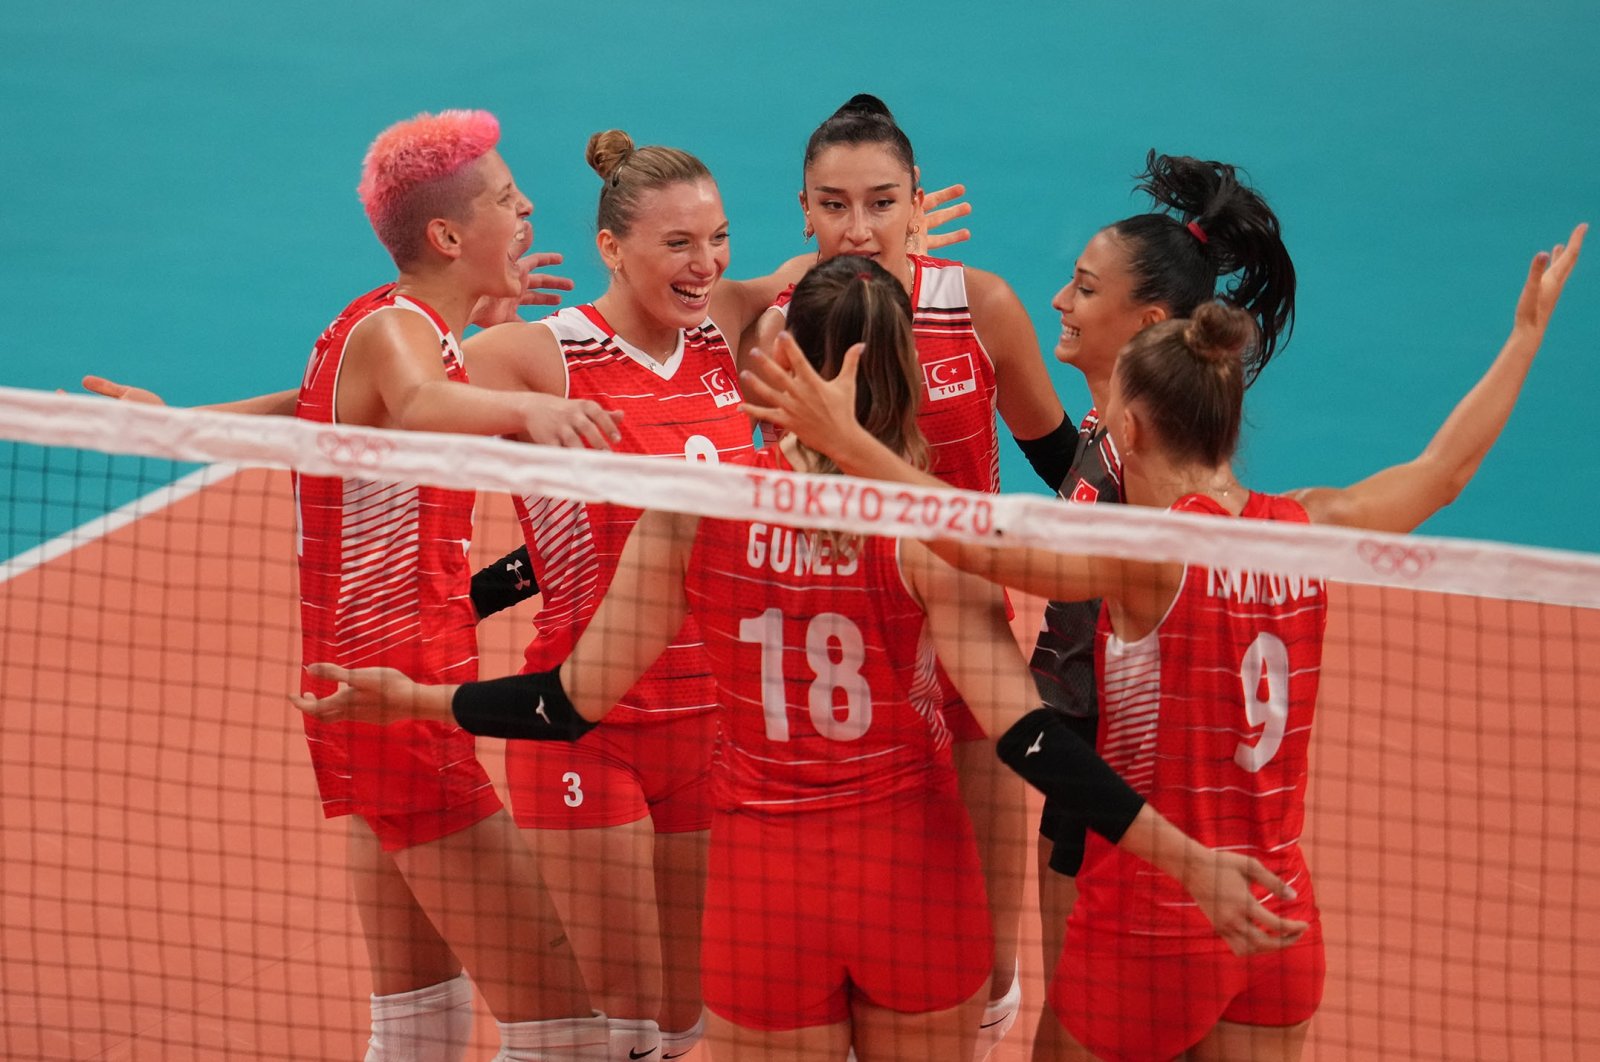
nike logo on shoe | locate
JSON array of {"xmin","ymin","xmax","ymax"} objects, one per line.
[
  {"xmin": 628, "ymin": 1050, "xmax": 657, "ymax": 1060},
  {"xmin": 979, "ymin": 1013, "xmax": 1014, "ymax": 1029},
  {"xmin": 661, "ymin": 1054, "xmax": 689, "ymax": 1061},
  {"xmin": 1026, "ymin": 733, "xmax": 1043, "ymax": 756}
]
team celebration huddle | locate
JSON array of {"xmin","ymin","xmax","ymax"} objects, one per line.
[{"xmin": 87, "ymin": 98, "xmax": 1582, "ymax": 1061}]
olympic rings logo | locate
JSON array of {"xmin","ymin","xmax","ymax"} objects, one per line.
[
  {"xmin": 1356, "ymin": 540, "xmax": 1436, "ymax": 579},
  {"xmin": 316, "ymin": 431, "xmax": 395, "ymax": 471}
]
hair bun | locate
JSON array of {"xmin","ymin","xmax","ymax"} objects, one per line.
[
  {"xmin": 834, "ymin": 93, "xmax": 893, "ymax": 120},
  {"xmin": 586, "ymin": 129, "xmax": 636, "ymax": 181},
  {"xmin": 1184, "ymin": 301, "xmax": 1256, "ymax": 366}
]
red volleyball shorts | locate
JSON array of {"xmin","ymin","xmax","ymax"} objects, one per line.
[
  {"xmin": 1051, "ymin": 920, "xmax": 1326, "ymax": 1062},
  {"xmin": 505, "ymin": 712, "xmax": 717, "ymax": 833},
  {"xmin": 701, "ymin": 773, "xmax": 992, "ymax": 1031},
  {"xmin": 303, "ymin": 717, "xmax": 502, "ymax": 852}
]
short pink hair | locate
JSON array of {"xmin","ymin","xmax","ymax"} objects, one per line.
[{"xmin": 357, "ymin": 109, "xmax": 502, "ymax": 266}]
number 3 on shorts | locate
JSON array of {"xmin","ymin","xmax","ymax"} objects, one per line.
[
  {"xmin": 561, "ymin": 771, "xmax": 584, "ymax": 807},
  {"xmin": 1235, "ymin": 632, "xmax": 1289, "ymax": 773}
]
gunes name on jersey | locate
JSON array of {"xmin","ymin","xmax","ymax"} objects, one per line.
[{"xmin": 746, "ymin": 523, "xmax": 860, "ymax": 577}]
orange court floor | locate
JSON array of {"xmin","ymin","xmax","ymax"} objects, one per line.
[{"xmin": 3, "ymin": 469, "xmax": 1597, "ymax": 1060}]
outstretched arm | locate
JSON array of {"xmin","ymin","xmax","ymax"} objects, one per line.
[
  {"xmin": 904, "ymin": 539, "xmax": 1307, "ymax": 955},
  {"xmin": 741, "ymin": 331, "xmax": 1145, "ymax": 603},
  {"xmin": 81, "ymin": 376, "xmax": 299, "ymax": 415},
  {"xmin": 1293, "ymin": 224, "xmax": 1585, "ymax": 533},
  {"xmin": 348, "ymin": 310, "xmax": 621, "ymax": 448},
  {"xmin": 292, "ymin": 507, "xmax": 697, "ymax": 731}
]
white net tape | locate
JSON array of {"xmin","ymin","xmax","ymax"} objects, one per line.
[{"xmin": 4, "ymin": 386, "xmax": 1597, "ymax": 607}]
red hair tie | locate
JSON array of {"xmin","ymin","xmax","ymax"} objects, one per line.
[{"xmin": 1186, "ymin": 219, "xmax": 1209, "ymax": 244}]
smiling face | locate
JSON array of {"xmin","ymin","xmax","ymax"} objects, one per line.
[
  {"xmin": 452, "ymin": 150, "xmax": 533, "ymax": 299},
  {"xmin": 604, "ymin": 177, "xmax": 729, "ymax": 330},
  {"xmin": 1050, "ymin": 229, "xmax": 1164, "ymax": 382},
  {"xmin": 802, "ymin": 142, "xmax": 922, "ymax": 280}
]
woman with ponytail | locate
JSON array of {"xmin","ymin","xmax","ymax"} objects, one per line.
[
  {"xmin": 297, "ymin": 256, "xmax": 1304, "ymax": 1062},
  {"xmin": 740, "ymin": 225, "xmax": 1584, "ymax": 1061},
  {"xmin": 1025, "ymin": 151, "xmax": 1302, "ymax": 1033},
  {"xmin": 753, "ymin": 96, "xmax": 1072, "ymax": 1056}
]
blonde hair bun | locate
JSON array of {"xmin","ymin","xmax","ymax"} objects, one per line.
[{"xmin": 586, "ymin": 129, "xmax": 636, "ymax": 181}]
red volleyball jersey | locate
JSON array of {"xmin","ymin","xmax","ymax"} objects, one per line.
[
  {"xmin": 515, "ymin": 304, "xmax": 754, "ymax": 723},
  {"xmin": 684, "ymin": 449, "xmax": 953, "ymax": 813},
  {"xmin": 1073, "ymin": 492, "xmax": 1326, "ymax": 947},
  {"xmin": 294, "ymin": 285, "xmax": 478, "ymax": 689},
  {"xmin": 773, "ymin": 255, "xmax": 999, "ymax": 493}
]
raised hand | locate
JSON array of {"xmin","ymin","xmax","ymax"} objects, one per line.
[
  {"xmin": 1513, "ymin": 222, "xmax": 1586, "ymax": 338},
  {"xmin": 81, "ymin": 375, "xmax": 167, "ymax": 405},
  {"xmin": 913, "ymin": 181, "xmax": 973, "ymax": 253},
  {"xmin": 739, "ymin": 332, "xmax": 862, "ymax": 452},
  {"xmin": 290, "ymin": 663, "xmax": 449, "ymax": 725},
  {"xmin": 1182, "ymin": 849, "xmax": 1309, "ymax": 956},
  {"xmin": 519, "ymin": 392, "xmax": 625, "ymax": 449},
  {"xmin": 469, "ymin": 251, "xmax": 578, "ymax": 328}
]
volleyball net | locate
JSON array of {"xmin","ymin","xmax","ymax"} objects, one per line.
[{"xmin": 3, "ymin": 386, "xmax": 1598, "ymax": 1061}]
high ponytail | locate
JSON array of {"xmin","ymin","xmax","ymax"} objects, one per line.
[{"xmin": 1109, "ymin": 151, "xmax": 1296, "ymax": 383}]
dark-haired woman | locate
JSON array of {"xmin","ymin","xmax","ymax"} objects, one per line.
[
  {"xmin": 296, "ymin": 255, "xmax": 1306, "ymax": 1062},
  {"xmin": 741, "ymin": 227, "xmax": 1584, "ymax": 1061},
  {"xmin": 1026, "ymin": 152, "xmax": 1300, "ymax": 1030},
  {"xmin": 752, "ymin": 96, "xmax": 1073, "ymax": 1054}
]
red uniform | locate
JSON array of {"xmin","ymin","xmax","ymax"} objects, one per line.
[
  {"xmin": 295, "ymin": 285, "xmax": 500, "ymax": 852},
  {"xmin": 774, "ymin": 255, "xmax": 998, "ymax": 491},
  {"xmin": 1054, "ymin": 492, "xmax": 1328, "ymax": 1061},
  {"xmin": 687, "ymin": 449, "xmax": 991, "ymax": 1030},
  {"xmin": 505, "ymin": 304, "xmax": 752, "ymax": 832},
  {"xmin": 777, "ymin": 255, "xmax": 1000, "ymax": 740}
]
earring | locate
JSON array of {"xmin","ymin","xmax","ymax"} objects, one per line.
[{"xmin": 803, "ymin": 219, "xmax": 814, "ymax": 240}]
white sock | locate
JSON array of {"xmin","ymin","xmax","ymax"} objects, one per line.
[
  {"xmin": 973, "ymin": 962, "xmax": 1023, "ymax": 1062},
  {"xmin": 364, "ymin": 972, "xmax": 473, "ymax": 1062},
  {"xmin": 492, "ymin": 1011, "xmax": 610, "ymax": 1061},
  {"xmin": 659, "ymin": 1013, "xmax": 705, "ymax": 1061},
  {"xmin": 609, "ymin": 1017, "xmax": 661, "ymax": 1060}
]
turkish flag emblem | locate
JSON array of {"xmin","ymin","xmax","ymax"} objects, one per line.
[
  {"xmin": 701, "ymin": 367, "xmax": 741, "ymax": 408},
  {"xmin": 1069, "ymin": 479, "xmax": 1100, "ymax": 504},
  {"xmin": 923, "ymin": 353, "xmax": 977, "ymax": 400}
]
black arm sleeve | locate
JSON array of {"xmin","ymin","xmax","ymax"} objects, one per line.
[
  {"xmin": 1012, "ymin": 413, "xmax": 1077, "ymax": 493},
  {"xmin": 996, "ymin": 706, "xmax": 1145, "ymax": 845},
  {"xmin": 470, "ymin": 546, "xmax": 539, "ymax": 621},
  {"xmin": 1037, "ymin": 711, "xmax": 1100, "ymax": 876},
  {"xmin": 451, "ymin": 670, "xmax": 597, "ymax": 741}
]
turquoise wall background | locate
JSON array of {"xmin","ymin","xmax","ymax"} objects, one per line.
[{"xmin": 4, "ymin": 1, "xmax": 1596, "ymax": 552}]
